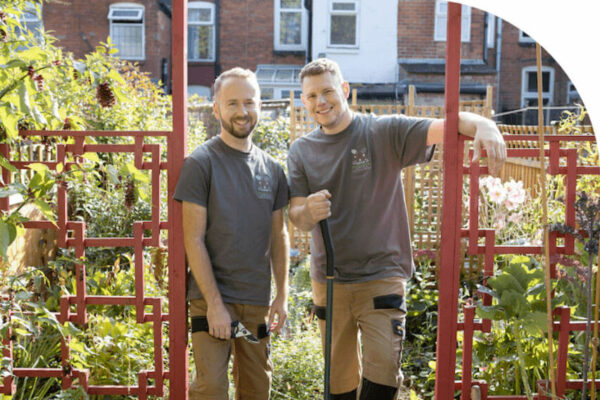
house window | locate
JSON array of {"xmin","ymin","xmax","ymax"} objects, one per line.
[
  {"xmin": 519, "ymin": 30, "xmax": 535, "ymax": 44},
  {"xmin": 108, "ymin": 3, "xmax": 145, "ymax": 60},
  {"xmin": 521, "ymin": 66, "xmax": 554, "ymax": 107},
  {"xmin": 566, "ymin": 81, "xmax": 581, "ymax": 104},
  {"xmin": 17, "ymin": 2, "xmax": 43, "ymax": 43},
  {"xmin": 256, "ymin": 64, "xmax": 302, "ymax": 103},
  {"xmin": 434, "ymin": 0, "xmax": 471, "ymax": 42},
  {"xmin": 274, "ymin": 0, "xmax": 306, "ymax": 51},
  {"xmin": 328, "ymin": 0, "xmax": 359, "ymax": 48},
  {"xmin": 486, "ymin": 13, "xmax": 495, "ymax": 48},
  {"xmin": 189, "ymin": 2, "xmax": 215, "ymax": 62}
]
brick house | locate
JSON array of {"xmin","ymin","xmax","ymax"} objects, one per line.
[
  {"xmin": 30, "ymin": 0, "xmax": 582, "ymax": 120},
  {"xmin": 31, "ymin": 0, "xmax": 172, "ymax": 90}
]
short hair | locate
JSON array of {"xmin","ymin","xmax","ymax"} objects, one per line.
[
  {"xmin": 213, "ymin": 67, "xmax": 260, "ymax": 99},
  {"xmin": 299, "ymin": 58, "xmax": 344, "ymax": 85}
]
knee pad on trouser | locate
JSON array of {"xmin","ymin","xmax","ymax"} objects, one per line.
[
  {"xmin": 331, "ymin": 388, "xmax": 358, "ymax": 400},
  {"xmin": 358, "ymin": 378, "xmax": 397, "ymax": 400}
]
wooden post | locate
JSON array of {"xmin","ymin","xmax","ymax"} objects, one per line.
[
  {"xmin": 408, "ymin": 85, "xmax": 416, "ymax": 116},
  {"xmin": 485, "ymin": 85, "xmax": 493, "ymax": 118},
  {"xmin": 168, "ymin": 0, "xmax": 189, "ymax": 398},
  {"xmin": 352, "ymin": 88, "xmax": 357, "ymax": 107},
  {"xmin": 290, "ymin": 90, "xmax": 297, "ymax": 143},
  {"xmin": 435, "ymin": 3, "xmax": 463, "ymax": 398}
]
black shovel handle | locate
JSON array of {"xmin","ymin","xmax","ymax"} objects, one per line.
[
  {"xmin": 320, "ymin": 219, "xmax": 335, "ymax": 278},
  {"xmin": 320, "ymin": 219, "xmax": 334, "ymax": 400}
]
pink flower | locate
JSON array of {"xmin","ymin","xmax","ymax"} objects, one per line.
[{"xmin": 489, "ymin": 185, "xmax": 507, "ymax": 204}]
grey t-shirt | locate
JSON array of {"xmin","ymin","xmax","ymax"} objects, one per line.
[
  {"xmin": 287, "ymin": 113, "xmax": 434, "ymax": 283},
  {"xmin": 174, "ymin": 136, "xmax": 289, "ymax": 306}
]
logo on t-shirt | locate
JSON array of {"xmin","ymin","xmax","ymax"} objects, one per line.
[
  {"xmin": 351, "ymin": 147, "xmax": 371, "ymax": 171},
  {"xmin": 254, "ymin": 173, "xmax": 272, "ymax": 199}
]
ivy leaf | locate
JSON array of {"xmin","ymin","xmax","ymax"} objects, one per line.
[
  {"xmin": 120, "ymin": 162, "xmax": 149, "ymax": 183},
  {"xmin": 27, "ymin": 162, "xmax": 50, "ymax": 175},
  {"xmin": 0, "ymin": 186, "xmax": 21, "ymax": 198},
  {"xmin": 18, "ymin": 81, "xmax": 32, "ymax": 116},
  {"xmin": 0, "ymin": 106, "xmax": 20, "ymax": 140},
  {"xmin": 476, "ymin": 284, "xmax": 498, "ymax": 299},
  {"xmin": 31, "ymin": 104, "xmax": 48, "ymax": 126},
  {"xmin": 0, "ymin": 220, "xmax": 17, "ymax": 257},
  {"xmin": 82, "ymin": 152, "xmax": 100, "ymax": 164},
  {"xmin": 34, "ymin": 199, "xmax": 57, "ymax": 225},
  {"xmin": 522, "ymin": 311, "xmax": 549, "ymax": 334},
  {"xmin": 0, "ymin": 153, "xmax": 17, "ymax": 173},
  {"xmin": 476, "ymin": 304, "xmax": 504, "ymax": 321}
]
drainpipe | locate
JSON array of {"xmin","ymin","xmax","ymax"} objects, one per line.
[
  {"xmin": 482, "ymin": 12, "xmax": 488, "ymax": 64},
  {"xmin": 495, "ymin": 18, "xmax": 503, "ymax": 114},
  {"xmin": 215, "ymin": 0, "xmax": 221, "ymax": 76},
  {"xmin": 304, "ymin": 0, "xmax": 312, "ymax": 63}
]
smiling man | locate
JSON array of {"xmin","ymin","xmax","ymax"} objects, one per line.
[
  {"xmin": 175, "ymin": 68, "xmax": 290, "ymax": 400},
  {"xmin": 287, "ymin": 58, "xmax": 506, "ymax": 400}
]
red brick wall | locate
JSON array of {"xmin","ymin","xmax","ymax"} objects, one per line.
[
  {"xmin": 219, "ymin": 0, "xmax": 304, "ymax": 72},
  {"xmin": 498, "ymin": 21, "xmax": 571, "ymax": 112},
  {"xmin": 397, "ymin": 0, "xmax": 487, "ymax": 60},
  {"xmin": 43, "ymin": 0, "xmax": 170, "ymax": 82}
]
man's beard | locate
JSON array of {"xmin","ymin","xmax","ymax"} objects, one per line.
[{"xmin": 222, "ymin": 116, "xmax": 257, "ymax": 139}]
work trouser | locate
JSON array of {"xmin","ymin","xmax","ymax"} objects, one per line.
[
  {"xmin": 188, "ymin": 299, "xmax": 272, "ymax": 400},
  {"xmin": 312, "ymin": 277, "xmax": 407, "ymax": 396}
]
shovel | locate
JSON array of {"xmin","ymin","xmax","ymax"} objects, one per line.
[{"xmin": 319, "ymin": 219, "xmax": 335, "ymax": 400}]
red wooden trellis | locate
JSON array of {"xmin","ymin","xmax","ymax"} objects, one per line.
[
  {"xmin": 0, "ymin": 0, "xmax": 189, "ymax": 398},
  {"xmin": 436, "ymin": 3, "xmax": 600, "ymax": 399}
]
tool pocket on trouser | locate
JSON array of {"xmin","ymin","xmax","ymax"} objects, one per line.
[{"xmin": 357, "ymin": 278, "xmax": 407, "ymax": 388}]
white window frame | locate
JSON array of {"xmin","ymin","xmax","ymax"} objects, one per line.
[
  {"xmin": 108, "ymin": 3, "xmax": 145, "ymax": 61},
  {"xmin": 256, "ymin": 64, "xmax": 302, "ymax": 103},
  {"xmin": 17, "ymin": 1, "xmax": 44, "ymax": 43},
  {"xmin": 434, "ymin": 0, "xmax": 471, "ymax": 42},
  {"xmin": 327, "ymin": 0, "xmax": 359, "ymax": 49},
  {"xmin": 486, "ymin": 13, "xmax": 495, "ymax": 48},
  {"xmin": 519, "ymin": 30, "xmax": 535, "ymax": 44},
  {"xmin": 521, "ymin": 66, "xmax": 554, "ymax": 108},
  {"xmin": 274, "ymin": 0, "xmax": 307, "ymax": 51},
  {"xmin": 188, "ymin": 1, "xmax": 215, "ymax": 62}
]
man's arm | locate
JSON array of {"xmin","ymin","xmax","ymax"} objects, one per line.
[
  {"xmin": 268, "ymin": 208, "xmax": 290, "ymax": 334},
  {"xmin": 426, "ymin": 111, "xmax": 507, "ymax": 175},
  {"xmin": 289, "ymin": 189, "xmax": 332, "ymax": 232},
  {"xmin": 182, "ymin": 201, "xmax": 232, "ymax": 340}
]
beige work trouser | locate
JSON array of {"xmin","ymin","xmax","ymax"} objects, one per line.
[
  {"xmin": 188, "ymin": 299, "xmax": 272, "ymax": 400},
  {"xmin": 312, "ymin": 277, "xmax": 407, "ymax": 395}
]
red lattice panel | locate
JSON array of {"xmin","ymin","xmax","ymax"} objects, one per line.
[
  {"xmin": 448, "ymin": 134, "xmax": 600, "ymax": 399},
  {"xmin": 0, "ymin": 130, "xmax": 175, "ymax": 398}
]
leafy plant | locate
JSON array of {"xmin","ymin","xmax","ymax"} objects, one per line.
[{"xmin": 476, "ymin": 256, "xmax": 560, "ymax": 399}]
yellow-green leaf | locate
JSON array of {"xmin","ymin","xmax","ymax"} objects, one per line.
[{"xmin": 34, "ymin": 199, "xmax": 57, "ymax": 226}]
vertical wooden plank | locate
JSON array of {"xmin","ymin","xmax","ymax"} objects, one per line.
[
  {"xmin": 435, "ymin": 3, "xmax": 463, "ymax": 399},
  {"xmin": 485, "ymin": 85, "xmax": 493, "ymax": 118},
  {"xmin": 168, "ymin": 0, "xmax": 189, "ymax": 398}
]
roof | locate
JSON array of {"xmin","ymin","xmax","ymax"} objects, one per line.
[{"xmin": 399, "ymin": 60, "xmax": 496, "ymax": 75}]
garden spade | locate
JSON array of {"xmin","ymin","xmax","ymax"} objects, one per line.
[{"xmin": 319, "ymin": 219, "xmax": 335, "ymax": 400}]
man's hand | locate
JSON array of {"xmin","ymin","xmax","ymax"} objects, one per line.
[
  {"xmin": 207, "ymin": 301, "xmax": 232, "ymax": 340},
  {"xmin": 304, "ymin": 189, "xmax": 332, "ymax": 225},
  {"xmin": 268, "ymin": 294, "xmax": 288, "ymax": 334},
  {"xmin": 471, "ymin": 118, "xmax": 507, "ymax": 176}
]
